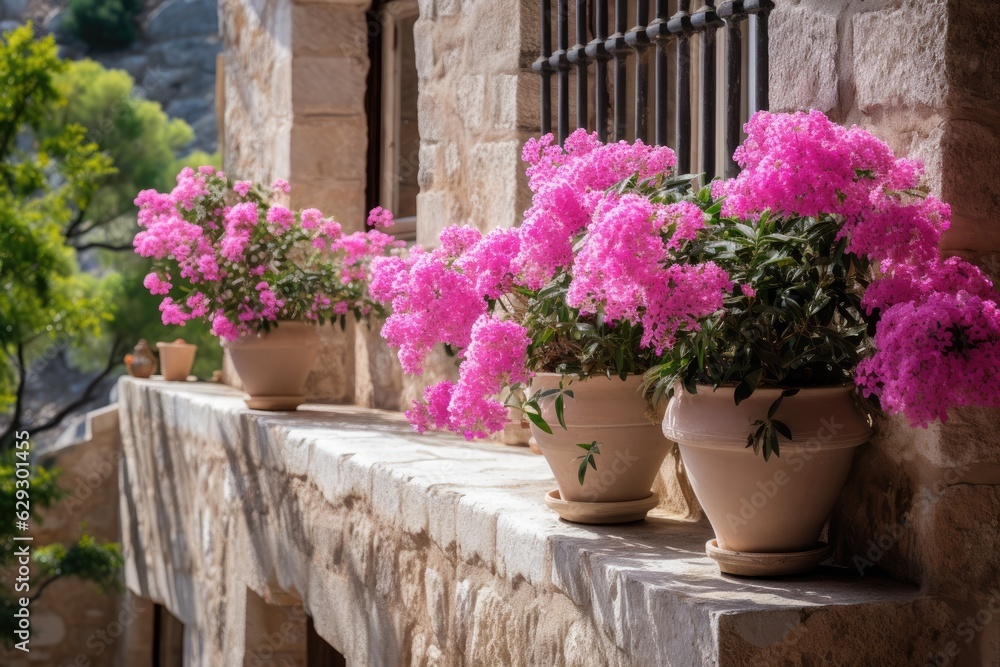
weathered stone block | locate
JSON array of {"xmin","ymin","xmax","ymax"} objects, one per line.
[
  {"xmin": 292, "ymin": 3, "xmax": 368, "ymax": 58},
  {"xmin": 292, "ymin": 55, "xmax": 368, "ymax": 115},
  {"xmin": 945, "ymin": 0, "xmax": 1000, "ymax": 110},
  {"xmin": 940, "ymin": 118, "xmax": 1000, "ymax": 246},
  {"xmin": 922, "ymin": 484, "xmax": 1000, "ymax": 600},
  {"xmin": 467, "ymin": 139, "xmax": 520, "ymax": 229},
  {"xmin": 416, "ymin": 189, "xmax": 454, "ymax": 246},
  {"xmin": 456, "ymin": 74, "xmax": 485, "ymax": 128},
  {"xmin": 768, "ymin": 4, "xmax": 839, "ymax": 113},
  {"xmin": 289, "ymin": 116, "xmax": 368, "ymax": 181},
  {"xmin": 291, "ymin": 180, "xmax": 366, "ymax": 230},
  {"xmin": 414, "ymin": 18, "xmax": 436, "ymax": 79},
  {"xmin": 417, "ymin": 85, "xmax": 447, "ymax": 142},
  {"xmin": 492, "ymin": 73, "xmax": 518, "ymax": 131},
  {"xmin": 853, "ymin": 0, "xmax": 949, "ymax": 112},
  {"xmin": 467, "ymin": 0, "xmax": 522, "ymax": 69}
]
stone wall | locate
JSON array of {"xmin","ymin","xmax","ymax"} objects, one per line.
[
  {"xmin": 0, "ymin": 406, "xmax": 147, "ymax": 667},
  {"xmin": 119, "ymin": 378, "xmax": 964, "ymax": 666},
  {"xmin": 770, "ymin": 2, "xmax": 1000, "ymax": 663},
  {"xmin": 413, "ymin": 0, "xmax": 539, "ymax": 245},
  {"xmin": 219, "ymin": 0, "xmax": 373, "ymax": 404}
]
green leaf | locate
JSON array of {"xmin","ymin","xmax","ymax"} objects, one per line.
[
  {"xmin": 766, "ymin": 394, "xmax": 784, "ymax": 419},
  {"xmin": 734, "ymin": 368, "xmax": 763, "ymax": 405},
  {"xmin": 771, "ymin": 419, "xmax": 792, "ymax": 440},
  {"xmin": 526, "ymin": 411, "xmax": 553, "ymax": 434},
  {"xmin": 555, "ymin": 394, "xmax": 567, "ymax": 430}
]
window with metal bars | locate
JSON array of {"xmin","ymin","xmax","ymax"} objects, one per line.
[{"xmin": 532, "ymin": 0, "xmax": 773, "ymax": 178}]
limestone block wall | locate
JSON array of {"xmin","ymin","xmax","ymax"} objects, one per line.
[
  {"xmin": 221, "ymin": 0, "xmax": 371, "ymax": 226},
  {"xmin": 770, "ymin": 0, "xmax": 1000, "ymax": 657},
  {"xmin": 413, "ymin": 0, "xmax": 539, "ymax": 245},
  {"xmin": 219, "ymin": 0, "xmax": 373, "ymax": 404}
]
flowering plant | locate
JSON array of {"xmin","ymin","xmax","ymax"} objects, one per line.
[
  {"xmin": 370, "ymin": 131, "xmax": 730, "ymax": 441},
  {"xmin": 133, "ymin": 166, "xmax": 401, "ymax": 341},
  {"xmin": 644, "ymin": 110, "xmax": 1000, "ymax": 458}
]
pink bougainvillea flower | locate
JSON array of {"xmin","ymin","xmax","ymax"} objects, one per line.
[{"xmin": 367, "ymin": 206, "xmax": 395, "ymax": 229}]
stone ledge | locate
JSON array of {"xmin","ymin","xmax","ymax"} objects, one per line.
[{"xmin": 118, "ymin": 378, "xmax": 959, "ymax": 665}]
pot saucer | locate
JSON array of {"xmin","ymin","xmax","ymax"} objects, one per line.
[
  {"xmin": 544, "ymin": 489, "xmax": 659, "ymax": 525},
  {"xmin": 706, "ymin": 539, "xmax": 831, "ymax": 577},
  {"xmin": 244, "ymin": 395, "xmax": 306, "ymax": 411}
]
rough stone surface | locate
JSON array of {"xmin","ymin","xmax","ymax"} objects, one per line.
[
  {"xmin": 0, "ymin": 406, "xmax": 153, "ymax": 667},
  {"xmin": 146, "ymin": 0, "xmax": 219, "ymax": 41},
  {"xmin": 414, "ymin": 0, "xmax": 539, "ymax": 246},
  {"xmin": 97, "ymin": 0, "xmax": 222, "ymax": 151},
  {"xmin": 119, "ymin": 379, "xmax": 962, "ymax": 665},
  {"xmin": 852, "ymin": 1, "xmax": 949, "ymax": 113},
  {"xmin": 769, "ymin": 5, "xmax": 839, "ymax": 113}
]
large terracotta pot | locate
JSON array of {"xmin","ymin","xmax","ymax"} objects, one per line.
[
  {"xmin": 529, "ymin": 373, "xmax": 669, "ymax": 505},
  {"xmin": 222, "ymin": 321, "xmax": 320, "ymax": 410},
  {"xmin": 156, "ymin": 339, "xmax": 197, "ymax": 381},
  {"xmin": 663, "ymin": 385, "xmax": 871, "ymax": 554}
]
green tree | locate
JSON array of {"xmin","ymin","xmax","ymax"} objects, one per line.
[
  {"xmin": 0, "ymin": 24, "xmax": 120, "ymax": 446},
  {"xmin": 63, "ymin": 0, "xmax": 140, "ymax": 51},
  {"xmin": 48, "ymin": 60, "xmax": 223, "ymax": 378},
  {"xmin": 51, "ymin": 58, "xmax": 197, "ymax": 252},
  {"xmin": 0, "ymin": 27, "xmax": 224, "ymax": 445}
]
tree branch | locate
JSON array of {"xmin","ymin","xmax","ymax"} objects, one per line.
[
  {"xmin": 29, "ymin": 576, "xmax": 60, "ymax": 603},
  {"xmin": 69, "ymin": 241, "xmax": 134, "ymax": 253},
  {"xmin": 30, "ymin": 337, "xmax": 124, "ymax": 436},
  {"xmin": 0, "ymin": 343, "xmax": 27, "ymax": 450},
  {"xmin": 62, "ymin": 207, "xmax": 89, "ymax": 240}
]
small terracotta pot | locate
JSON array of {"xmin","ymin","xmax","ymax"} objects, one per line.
[
  {"xmin": 529, "ymin": 373, "xmax": 670, "ymax": 504},
  {"xmin": 222, "ymin": 321, "xmax": 320, "ymax": 410},
  {"xmin": 156, "ymin": 339, "xmax": 197, "ymax": 381},
  {"xmin": 663, "ymin": 385, "xmax": 871, "ymax": 555}
]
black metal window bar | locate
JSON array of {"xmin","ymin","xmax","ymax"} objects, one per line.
[{"xmin": 533, "ymin": 0, "xmax": 774, "ymax": 178}]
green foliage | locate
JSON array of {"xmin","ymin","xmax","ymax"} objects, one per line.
[
  {"xmin": 0, "ymin": 25, "xmax": 119, "ymax": 416},
  {"xmin": 34, "ymin": 534, "xmax": 124, "ymax": 594},
  {"xmin": 644, "ymin": 182, "xmax": 875, "ymax": 400},
  {"xmin": 575, "ymin": 441, "xmax": 601, "ymax": 485},
  {"xmin": 510, "ymin": 275, "xmax": 660, "ymax": 379},
  {"xmin": 48, "ymin": 59, "xmax": 223, "ymax": 375},
  {"xmin": 63, "ymin": 0, "xmax": 140, "ymax": 51},
  {"xmin": 50, "ymin": 59, "xmax": 197, "ymax": 249},
  {"xmin": 0, "ymin": 27, "xmax": 223, "ymax": 426},
  {"xmin": 631, "ymin": 176, "xmax": 877, "ymax": 458}
]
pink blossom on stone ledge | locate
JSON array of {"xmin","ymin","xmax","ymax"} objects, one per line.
[
  {"xmin": 371, "ymin": 129, "xmax": 729, "ymax": 440},
  {"xmin": 133, "ymin": 167, "xmax": 403, "ymax": 341}
]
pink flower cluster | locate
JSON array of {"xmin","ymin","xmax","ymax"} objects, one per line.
[
  {"xmin": 516, "ymin": 129, "xmax": 678, "ymax": 288},
  {"xmin": 714, "ymin": 109, "xmax": 946, "ymax": 266},
  {"xmin": 857, "ymin": 292, "xmax": 1000, "ymax": 426},
  {"xmin": 369, "ymin": 236, "xmax": 488, "ymax": 375},
  {"xmin": 134, "ymin": 167, "xmax": 400, "ymax": 340},
  {"xmin": 567, "ymin": 194, "xmax": 728, "ymax": 353},
  {"xmin": 372, "ymin": 131, "xmax": 730, "ymax": 439},
  {"xmin": 406, "ymin": 315, "xmax": 531, "ymax": 439},
  {"xmin": 716, "ymin": 110, "xmax": 1000, "ymax": 426}
]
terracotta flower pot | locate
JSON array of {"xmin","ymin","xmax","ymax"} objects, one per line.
[
  {"xmin": 222, "ymin": 321, "xmax": 320, "ymax": 410},
  {"xmin": 156, "ymin": 339, "xmax": 197, "ymax": 381},
  {"xmin": 529, "ymin": 374, "xmax": 670, "ymax": 517},
  {"xmin": 663, "ymin": 385, "xmax": 871, "ymax": 569}
]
